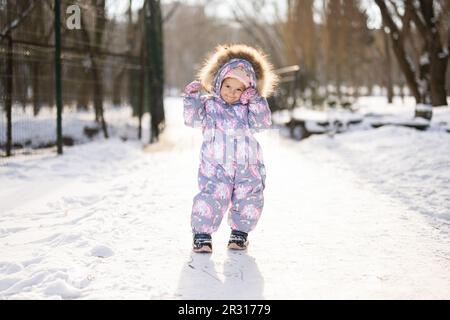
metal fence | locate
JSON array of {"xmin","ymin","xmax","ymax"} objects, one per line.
[{"xmin": 0, "ymin": 1, "xmax": 164, "ymax": 164}]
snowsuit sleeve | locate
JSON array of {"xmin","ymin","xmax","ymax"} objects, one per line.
[
  {"xmin": 183, "ymin": 91, "xmax": 206, "ymax": 128},
  {"xmin": 248, "ymin": 95, "xmax": 272, "ymax": 132}
]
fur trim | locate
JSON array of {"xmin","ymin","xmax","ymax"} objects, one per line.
[{"xmin": 197, "ymin": 44, "xmax": 279, "ymax": 98}]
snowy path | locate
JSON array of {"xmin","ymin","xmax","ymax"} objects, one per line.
[{"xmin": 1, "ymin": 97, "xmax": 450, "ymax": 299}]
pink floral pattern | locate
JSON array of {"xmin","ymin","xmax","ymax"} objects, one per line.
[
  {"xmin": 184, "ymin": 108, "xmax": 195, "ymax": 124},
  {"xmin": 200, "ymin": 161, "xmax": 216, "ymax": 178},
  {"xmin": 193, "ymin": 199, "xmax": 213, "ymax": 218},
  {"xmin": 213, "ymin": 183, "xmax": 231, "ymax": 200},
  {"xmin": 234, "ymin": 185, "xmax": 253, "ymax": 200},
  {"xmin": 186, "ymin": 58, "xmax": 269, "ymax": 234},
  {"xmin": 249, "ymin": 165, "xmax": 260, "ymax": 179},
  {"xmin": 241, "ymin": 204, "xmax": 261, "ymax": 220}
]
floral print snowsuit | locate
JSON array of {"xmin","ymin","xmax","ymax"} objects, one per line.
[{"xmin": 183, "ymin": 58, "xmax": 271, "ymax": 234}]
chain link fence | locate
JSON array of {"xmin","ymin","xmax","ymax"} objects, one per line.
[{"xmin": 1, "ymin": 1, "xmax": 164, "ymax": 165}]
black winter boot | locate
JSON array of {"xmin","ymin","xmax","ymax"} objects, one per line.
[
  {"xmin": 193, "ymin": 233, "xmax": 212, "ymax": 253},
  {"xmin": 227, "ymin": 230, "xmax": 249, "ymax": 250}
]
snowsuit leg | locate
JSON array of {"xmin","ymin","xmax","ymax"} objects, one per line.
[
  {"xmin": 191, "ymin": 160, "xmax": 234, "ymax": 234},
  {"xmin": 228, "ymin": 163, "xmax": 266, "ymax": 233}
]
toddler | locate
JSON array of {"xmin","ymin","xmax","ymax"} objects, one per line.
[{"xmin": 183, "ymin": 44, "xmax": 278, "ymax": 253}]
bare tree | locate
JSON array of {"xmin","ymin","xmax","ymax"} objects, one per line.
[
  {"xmin": 409, "ymin": 0, "xmax": 448, "ymax": 106},
  {"xmin": 78, "ymin": 0, "xmax": 109, "ymax": 138},
  {"xmin": 144, "ymin": 0, "xmax": 165, "ymax": 143},
  {"xmin": 284, "ymin": 0, "xmax": 316, "ymax": 73},
  {"xmin": 230, "ymin": 0, "xmax": 286, "ymax": 67},
  {"xmin": 383, "ymin": 30, "xmax": 394, "ymax": 103},
  {"xmin": 375, "ymin": 0, "xmax": 448, "ymax": 109},
  {"xmin": 163, "ymin": 2, "xmax": 261, "ymax": 90},
  {"xmin": 0, "ymin": 0, "xmax": 37, "ymax": 155}
]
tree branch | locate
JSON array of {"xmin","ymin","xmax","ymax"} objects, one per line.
[
  {"xmin": 163, "ymin": 2, "xmax": 181, "ymax": 24},
  {"xmin": 0, "ymin": 0, "xmax": 37, "ymax": 39},
  {"xmin": 406, "ymin": 0, "xmax": 428, "ymax": 39}
]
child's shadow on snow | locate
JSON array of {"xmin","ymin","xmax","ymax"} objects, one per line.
[{"xmin": 175, "ymin": 251, "xmax": 264, "ymax": 299}]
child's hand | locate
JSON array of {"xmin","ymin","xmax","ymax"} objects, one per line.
[
  {"xmin": 184, "ymin": 80, "xmax": 202, "ymax": 94},
  {"xmin": 240, "ymin": 87, "xmax": 258, "ymax": 105}
]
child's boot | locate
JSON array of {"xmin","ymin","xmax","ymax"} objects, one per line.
[
  {"xmin": 193, "ymin": 233, "xmax": 213, "ymax": 253},
  {"xmin": 227, "ymin": 230, "xmax": 249, "ymax": 250}
]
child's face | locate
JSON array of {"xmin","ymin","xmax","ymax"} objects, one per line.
[{"xmin": 220, "ymin": 78, "xmax": 246, "ymax": 104}]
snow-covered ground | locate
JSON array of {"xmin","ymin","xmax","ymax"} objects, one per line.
[
  {"xmin": 272, "ymin": 96, "xmax": 450, "ymax": 132},
  {"xmin": 1, "ymin": 96, "xmax": 450, "ymax": 299},
  {"xmin": 0, "ymin": 104, "xmax": 143, "ymax": 151}
]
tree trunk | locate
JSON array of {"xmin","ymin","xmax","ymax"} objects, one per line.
[
  {"xmin": 78, "ymin": 1, "xmax": 108, "ymax": 137},
  {"xmin": 5, "ymin": 35, "xmax": 13, "ymax": 156},
  {"xmin": 390, "ymin": 0, "xmax": 448, "ymax": 107},
  {"xmin": 32, "ymin": 61, "xmax": 41, "ymax": 115},
  {"xmin": 93, "ymin": 0, "xmax": 108, "ymax": 137},
  {"xmin": 138, "ymin": 44, "xmax": 145, "ymax": 140},
  {"xmin": 429, "ymin": 53, "xmax": 448, "ymax": 107},
  {"xmin": 91, "ymin": 59, "xmax": 108, "ymax": 138},
  {"xmin": 383, "ymin": 30, "xmax": 394, "ymax": 103},
  {"xmin": 375, "ymin": 0, "xmax": 423, "ymax": 104},
  {"xmin": 419, "ymin": 0, "xmax": 448, "ymax": 106},
  {"xmin": 76, "ymin": 77, "xmax": 90, "ymax": 110},
  {"xmin": 446, "ymin": 60, "xmax": 450, "ymax": 99},
  {"xmin": 145, "ymin": 0, "xmax": 165, "ymax": 143},
  {"xmin": 112, "ymin": 68, "xmax": 125, "ymax": 107}
]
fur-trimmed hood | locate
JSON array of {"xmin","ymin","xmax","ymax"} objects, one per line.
[{"xmin": 197, "ymin": 44, "xmax": 279, "ymax": 98}]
